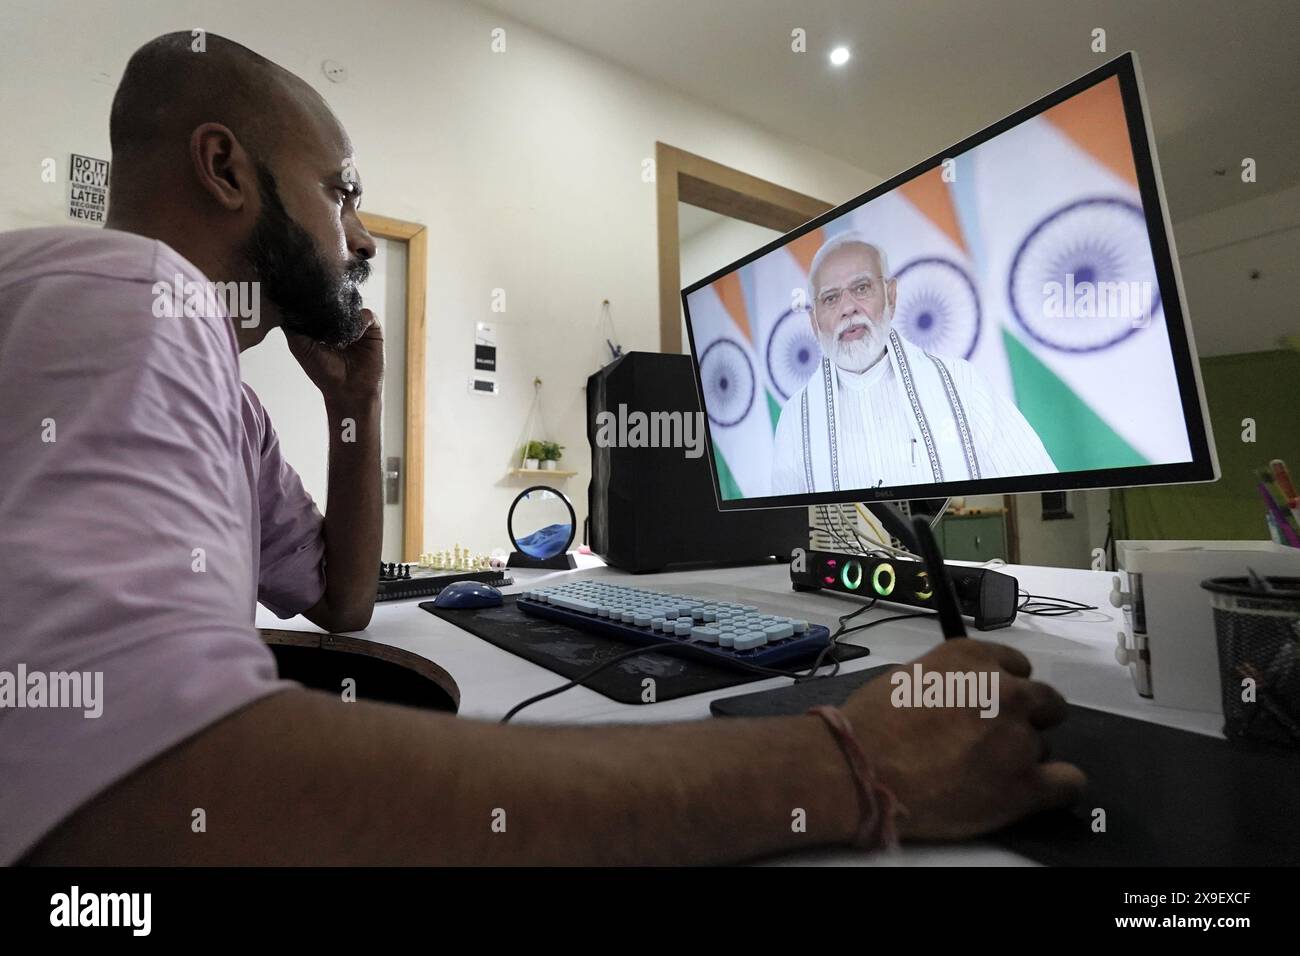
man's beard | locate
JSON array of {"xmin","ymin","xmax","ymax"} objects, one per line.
[
  {"xmin": 244, "ymin": 163, "xmax": 371, "ymax": 348},
  {"xmin": 819, "ymin": 305, "xmax": 893, "ymax": 373}
]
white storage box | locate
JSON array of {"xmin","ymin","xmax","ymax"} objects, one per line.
[{"xmin": 1113, "ymin": 540, "xmax": 1300, "ymax": 713}]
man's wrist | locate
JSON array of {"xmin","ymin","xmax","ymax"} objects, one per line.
[
  {"xmin": 794, "ymin": 714, "xmax": 867, "ymax": 848},
  {"xmin": 808, "ymin": 706, "xmax": 905, "ymax": 849},
  {"xmin": 323, "ymin": 391, "xmax": 381, "ymax": 419}
]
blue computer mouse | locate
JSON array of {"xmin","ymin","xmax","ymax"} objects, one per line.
[{"xmin": 433, "ymin": 581, "xmax": 504, "ymax": 609}]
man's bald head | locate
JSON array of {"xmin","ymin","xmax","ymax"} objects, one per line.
[
  {"xmin": 106, "ymin": 31, "xmax": 374, "ymax": 349},
  {"xmin": 109, "ymin": 31, "xmax": 338, "ymax": 183}
]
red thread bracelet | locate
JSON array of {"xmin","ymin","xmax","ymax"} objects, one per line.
[{"xmin": 809, "ymin": 704, "xmax": 905, "ymax": 851}]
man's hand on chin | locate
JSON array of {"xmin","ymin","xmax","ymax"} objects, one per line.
[
  {"xmin": 286, "ymin": 308, "xmax": 384, "ymax": 407},
  {"xmin": 285, "ymin": 307, "xmax": 385, "ymax": 634}
]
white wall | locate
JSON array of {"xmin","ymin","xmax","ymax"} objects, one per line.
[
  {"xmin": 0, "ymin": 0, "xmax": 880, "ymax": 557},
  {"xmin": 679, "ymin": 214, "xmax": 784, "ymax": 289},
  {"xmin": 678, "ymin": 212, "xmax": 783, "ymax": 348},
  {"xmin": 1012, "ymin": 491, "xmax": 1110, "ymax": 570},
  {"xmin": 1172, "ymin": 182, "xmax": 1300, "ymax": 357}
]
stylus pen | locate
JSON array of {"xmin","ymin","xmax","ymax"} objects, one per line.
[{"xmin": 912, "ymin": 515, "xmax": 967, "ymax": 639}]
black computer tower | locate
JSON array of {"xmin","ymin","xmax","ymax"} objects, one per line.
[{"xmin": 586, "ymin": 351, "xmax": 805, "ymax": 573}]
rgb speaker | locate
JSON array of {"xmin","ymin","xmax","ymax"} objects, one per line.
[{"xmin": 790, "ymin": 548, "xmax": 1019, "ymax": 630}]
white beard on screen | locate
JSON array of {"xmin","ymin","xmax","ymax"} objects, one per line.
[{"xmin": 819, "ymin": 305, "xmax": 893, "ymax": 374}]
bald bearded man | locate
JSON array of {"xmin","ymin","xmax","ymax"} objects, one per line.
[{"xmin": 0, "ymin": 33, "xmax": 1083, "ymax": 865}]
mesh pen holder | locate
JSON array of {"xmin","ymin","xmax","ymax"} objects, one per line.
[{"xmin": 1200, "ymin": 576, "xmax": 1300, "ymax": 748}]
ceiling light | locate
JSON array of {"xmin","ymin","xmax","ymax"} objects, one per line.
[{"xmin": 830, "ymin": 47, "xmax": 850, "ymax": 66}]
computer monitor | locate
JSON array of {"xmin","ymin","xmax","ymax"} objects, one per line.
[{"xmin": 682, "ymin": 52, "xmax": 1218, "ymax": 512}]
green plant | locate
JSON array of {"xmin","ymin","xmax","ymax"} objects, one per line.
[
  {"xmin": 524, "ymin": 440, "xmax": 546, "ymax": 461},
  {"xmin": 540, "ymin": 441, "xmax": 564, "ymax": 461}
]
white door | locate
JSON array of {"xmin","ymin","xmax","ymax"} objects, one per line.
[{"xmin": 371, "ymin": 238, "xmax": 408, "ymax": 560}]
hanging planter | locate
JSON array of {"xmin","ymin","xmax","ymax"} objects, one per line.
[
  {"xmin": 540, "ymin": 440, "xmax": 564, "ymax": 471},
  {"xmin": 513, "ymin": 379, "xmax": 572, "ymax": 478}
]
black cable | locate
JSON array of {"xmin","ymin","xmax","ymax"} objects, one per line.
[
  {"xmin": 808, "ymin": 523, "xmax": 863, "ymax": 557},
  {"xmin": 826, "ymin": 504, "xmax": 867, "ymax": 555},
  {"xmin": 500, "ymin": 641, "xmax": 799, "ymax": 722},
  {"xmin": 840, "ymin": 610, "xmax": 936, "ymax": 636},
  {"xmin": 794, "ymin": 597, "xmax": 878, "ymax": 681},
  {"xmin": 811, "ymin": 503, "xmax": 865, "ymax": 555},
  {"xmin": 818, "ymin": 504, "xmax": 855, "ymax": 550},
  {"xmin": 800, "ymin": 605, "xmax": 942, "ymax": 681},
  {"xmin": 1016, "ymin": 589, "xmax": 1098, "ymax": 616},
  {"xmin": 849, "ymin": 522, "xmax": 910, "ymax": 560}
]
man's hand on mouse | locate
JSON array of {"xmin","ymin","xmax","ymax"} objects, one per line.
[
  {"xmin": 287, "ymin": 308, "xmax": 384, "ymax": 406},
  {"xmin": 841, "ymin": 639, "xmax": 1086, "ymax": 841}
]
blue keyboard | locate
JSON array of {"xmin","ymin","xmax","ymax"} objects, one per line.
[{"xmin": 517, "ymin": 580, "xmax": 832, "ymax": 669}]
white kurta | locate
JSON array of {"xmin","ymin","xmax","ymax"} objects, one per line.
[{"xmin": 772, "ymin": 332, "xmax": 1056, "ymax": 495}]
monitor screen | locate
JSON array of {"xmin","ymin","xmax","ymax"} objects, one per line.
[{"xmin": 682, "ymin": 53, "xmax": 1218, "ymax": 510}]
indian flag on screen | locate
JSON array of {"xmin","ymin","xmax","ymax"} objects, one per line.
[
  {"xmin": 957, "ymin": 75, "xmax": 1190, "ymax": 470},
  {"xmin": 687, "ymin": 276, "xmax": 774, "ymax": 499},
  {"xmin": 744, "ymin": 228, "xmax": 826, "ymax": 426},
  {"xmin": 850, "ymin": 169, "xmax": 989, "ymax": 379}
]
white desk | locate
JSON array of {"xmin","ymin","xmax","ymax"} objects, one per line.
[{"xmin": 256, "ymin": 556, "xmax": 1224, "ymax": 866}]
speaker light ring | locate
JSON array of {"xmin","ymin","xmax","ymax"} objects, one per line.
[{"xmin": 872, "ymin": 562, "xmax": 896, "ymax": 597}]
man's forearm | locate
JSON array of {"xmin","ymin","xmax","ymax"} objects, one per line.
[
  {"xmin": 28, "ymin": 641, "xmax": 1082, "ymax": 864},
  {"xmin": 28, "ymin": 689, "xmax": 861, "ymax": 865},
  {"xmin": 309, "ymin": 395, "xmax": 383, "ymax": 631},
  {"xmin": 433, "ymin": 710, "xmax": 861, "ymax": 864}
]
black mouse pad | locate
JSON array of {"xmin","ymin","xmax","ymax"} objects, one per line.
[
  {"xmin": 995, "ymin": 706, "xmax": 1300, "ymax": 866},
  {"xmin": 711, "ymin": 667, "xmax": 1300, "ymax": 866},
  {"xmin": 420, "ymin": 595, "xmax": 870, "ymax": 705}
]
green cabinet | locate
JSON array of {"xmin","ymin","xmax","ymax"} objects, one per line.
[{"xmin": 938, "ymin": 514, "xmax": 1006, "ymax": 562}]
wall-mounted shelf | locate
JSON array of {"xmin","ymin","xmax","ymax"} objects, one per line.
[{"xmin": 509, "ymin": 467, "xmax": 577, "ymax": 478}]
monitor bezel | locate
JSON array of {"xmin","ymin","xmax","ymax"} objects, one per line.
[{"xmin": 680, "ymin": 51, "xmax": 1219, "ymax": 512}]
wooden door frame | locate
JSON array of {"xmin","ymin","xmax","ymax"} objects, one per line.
[
  {"xmin": 655, "ymin": 141, "xmax": 834, "ymax": 353},
  {"xmin": 360, "ymin": 211, "xmax": 426, "ymax": 561}
]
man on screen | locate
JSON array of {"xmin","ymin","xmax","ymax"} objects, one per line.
[{"xmin": 772, "ymin": 232, "xmax": 1056, "ymax": 494}]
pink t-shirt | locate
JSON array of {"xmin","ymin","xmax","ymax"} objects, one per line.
[{"xmin": 0, "ymin": 226, "xmax": 326, "ymax": 863}]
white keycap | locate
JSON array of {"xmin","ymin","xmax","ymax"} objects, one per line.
[
  {"xmin": 691, "ymin": 626, "xmax": 720, "ymax": 644},
  {"xmin": 763, "ymin": 622, "xmax": 794, "ymax": 640}
]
